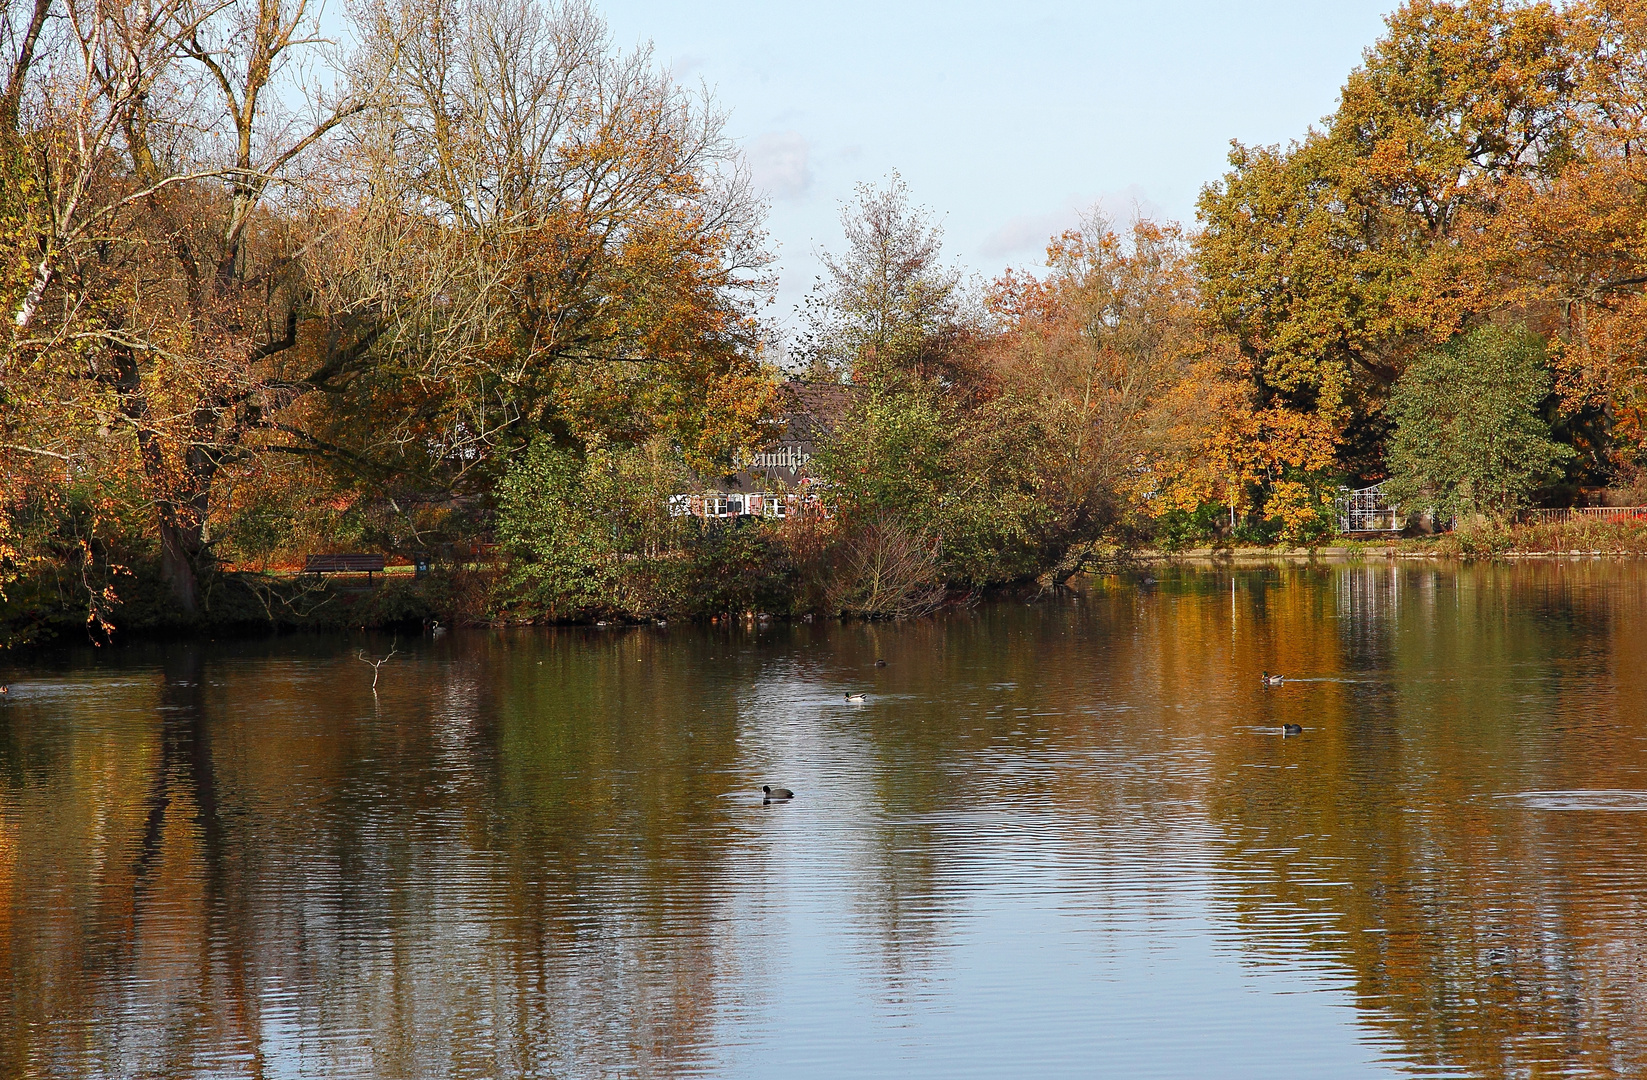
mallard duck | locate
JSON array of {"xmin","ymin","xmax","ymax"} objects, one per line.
[
  {"xmin": 1282, "ymin": 723, "xmax": 1303, "ymax": 735},
  {"xmin": 1261, "ymin": 671, "xmax": 1284, "ymax": 686},
  {"xmin": 844, "ymin": 692, "xmax": 867, "ymax": 703},
  {"xmin": 763, "ymin": 785, "xmax": 794, "ymax": 801}
]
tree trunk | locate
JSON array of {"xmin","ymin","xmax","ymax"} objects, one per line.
[
  {"xmin": 157, "ymin": 516, "xmax": 201, "ymax": 615},
  {"xmin": 113, "ymin": 340, "xmax": 210, "ymax": 616}
]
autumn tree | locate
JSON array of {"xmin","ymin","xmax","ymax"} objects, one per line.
[
  {"xmin": 315, "ymin": 0, "xmax": 776, "ymax": 485},
  {"xmin": 988, "ymin": 218, "xmax": 1229, "ymax": 534},
  {"xmin": 1, "ymin": 0, "xmax": 778, "ymax": 631},
  {"xmin": 2, "ymin": 0, "xmax": 365, "ymax": 615},
  {"xmin": 1438, "ymin": 0, "xmax": 1647, "ymax": 477},
  {"xmin": 1196, "ymin": 0, "xmax": 1581, "ymax": 477}
]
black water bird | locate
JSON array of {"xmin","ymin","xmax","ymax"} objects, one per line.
[
  {"xmin": 1282, "ymin": 723, "xmax": 1304, "ymax": 735},
  {"xmin": 874, "ymin": 659, "xmax": 887, "ymax": 667},
  {"xmin": 763, "ymin": 785, "xmax": 795, "ymax": 801},
  {"xmin": 844, "ymin": 692, "xmax": 867, "ymax": 703},
  {"xmin": 1261, "ymin": 671, "xmax": 1285, "ymax": 686}
]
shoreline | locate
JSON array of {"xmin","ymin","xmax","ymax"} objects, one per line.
[{"xmin": 8, "ymin": 543, "xmax": 1647, "ymax": 655}]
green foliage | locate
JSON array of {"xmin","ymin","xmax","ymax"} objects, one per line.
[
  {"xmin": 813, "ymin": 378, "xmax": 951, "ymax": 517},
  {"xmin": 814, "ymin": 378, "xmax": 1051, "ymax": 586},
  {"xmin": 496, "ymin": 438, "xmax": 690, "ymax": 619},
  {"xmin": 678, "ymin": 523, "xmax": 800, "ymax": 616},
  {"xmin": 1154, "ymin": 505, "xmax": 1226, "ymax": 551},
  {"xmin": 1383, "ymin": 327, "xmax": 1574, "ymax": 521},
  {"xmin": 495, "ymin": 436, "xmax": 801, "ymax": 619}
]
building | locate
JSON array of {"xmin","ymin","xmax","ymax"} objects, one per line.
[{"xmin": 668, "ymin": 381, "xmax": 850, "ymax": 519}]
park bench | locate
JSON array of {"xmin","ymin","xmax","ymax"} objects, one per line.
[{"xmin": 303, "ymin": 553, "xmax": 387, "ymax": 581}]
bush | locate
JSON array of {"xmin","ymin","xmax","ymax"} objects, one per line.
[
  {"xmin": 495, "ymin": 436, "xmax": 806, "ymax": 620},
  {"xmin": 826, "ymin": 513, "xmax": 946, "ymax": 618},
  {"xmin": 495, "ymin": 437, "xmax": 695, "ymax": 619},
  {"xmin": 1153, "ymin": 504, "xmax": 1226, "ymax": 550},
  {"xmin": 814, "ymin": 376, "xmax": 1063, "ymax": 586},
  {"xmin": 1384, "ymin": 327, "xmax": 1574, "ymax": 521}
]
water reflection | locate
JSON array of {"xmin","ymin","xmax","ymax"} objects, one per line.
[{"xmin": 2, "ymin": 563, "xmax": 1647, "ymax": 1076}]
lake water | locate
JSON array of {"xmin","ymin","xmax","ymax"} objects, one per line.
[{"xmin": 3, "ymin": 562, "xmax": 1647, "ymax": 1078}]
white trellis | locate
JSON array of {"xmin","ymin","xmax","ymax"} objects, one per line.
[{"xmin": 1337, "ymin": 483, "xmax": 1403, "ymax": 533}]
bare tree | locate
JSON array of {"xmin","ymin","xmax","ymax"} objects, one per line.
[
  {"xmin": 828, "ymin": 513, "xmax": 945, "ymax": 619},
  {"xmin": 797, "ymin": 172, "xmax": 970, "ymax": 384},
  {"xmin": 310, "ymin": 0, "xmax": 773, "ymax": 478}
]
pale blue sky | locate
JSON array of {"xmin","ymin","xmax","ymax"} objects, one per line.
[{"xmin": 597, "ymin": 0, "xmax": 1397, "ymax": 328}]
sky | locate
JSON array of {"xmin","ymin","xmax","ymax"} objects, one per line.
[{"xmin": 595, "ymin": 0, "xmax": 1398, "ymax": 333}]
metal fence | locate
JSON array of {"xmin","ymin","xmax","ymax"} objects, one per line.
[
  {"xmin": 1520, "ymin": 506, "xmax": 1647, "ymax": 524},
  {"xmin": 1338, "ymin": 483, "xmax": 1403, "ymax": 533}
]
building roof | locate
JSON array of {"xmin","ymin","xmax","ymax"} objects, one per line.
[
  {"xmin": 771, "ymin": 380, "xmax": 852, "ymax": 443},
  {"xmin": 696, "ymin": 380, "xmax": 854, "ymax": 494}
]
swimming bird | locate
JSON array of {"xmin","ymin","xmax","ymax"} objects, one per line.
[
  {"xmin": 844, "ymin": 692, "xmax": 867, "ymax": 703},
  {"xmin": 763, "ymin": 785, "xmax": 794, "ymax": 801},
  {"xmin": 874, "ymin": 659, "xmax": 887, "ymax": 667},
  {"xmin": 430, "ymin": 619, "xmax": 447, "ymax": 637},
  {"xmin": 1261, "ymin": 671, "xmax": 1284, "ymax": 686},
  {"xmin": 0, "ymin": 685, "xmax": 7, "ymax": 695},
  {"xmin": 1282, "ymin": 723, "xmax": 1303, "ymax": 735}
]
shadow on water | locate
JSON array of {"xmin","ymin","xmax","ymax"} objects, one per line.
[{"xmin": 2, "ymin": 563, "xmax": 1647, "ymax": 1076}]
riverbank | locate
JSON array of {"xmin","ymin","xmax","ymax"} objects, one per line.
[
  {"xmin": 1136, "ymin": 516, "xmax": 1647, "ymax": 564},
  {"xmin": 8, "ymin": 516, "xmax": 1647, "ymax": 650},
  {"xmin": 0, "ymin": 565, "xmax": 485, "ymax": 650}
]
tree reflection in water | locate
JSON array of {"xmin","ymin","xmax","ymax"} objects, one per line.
[{"xmin": 1, "ymin": 563, "xmax": 1646, "ymax": 1077}]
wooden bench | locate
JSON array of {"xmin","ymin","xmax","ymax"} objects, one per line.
[{"xmin": 303, "ymin": 553, "xmax": 387, "ymax": 581}]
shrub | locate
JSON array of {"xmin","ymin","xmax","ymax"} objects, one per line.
[{"xmin": 1384, "ymin": 327, "xmax": 1574, "ymax": 521}]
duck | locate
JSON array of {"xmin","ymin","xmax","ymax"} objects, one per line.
[
  {"xmin": 1282, "ymin": 723, "xmax": 1303, "ymax": 735},
  {"xmin": 430, "ymin": 619, "xmax": 447, "ymax": 637},
  {"xmin": 844, "ymin": 692, "xmax": 867, "ymax": 703},
  {"xmin": 1261, "ymin": 671, "xmax": 1284, "ymax": 686},
  {"xmin": 874, "ymin": 659, "xmax": 887, "ymax": 667},
  {"xmin": 763, "ymin": 785, "xmax": 795, "ymax": 801}
]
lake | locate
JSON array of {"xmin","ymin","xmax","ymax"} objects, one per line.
[{"xmin": 3, "ymin": 561, "xmax": 1646, "ymax": 1078}]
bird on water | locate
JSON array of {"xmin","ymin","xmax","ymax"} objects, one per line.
[
  {"xmin": 763, "ymin": 785, "xmax": 794, "ymax": 801},
  {"xmin": 844, "ymin": 692, "xmax": 867, "ymax": 703},
  {"xmin": 1261, "ymin": 671, "xmax": 1285, "ymax": 686},
  {"xmin": 1282, "ymin": 723, "xmax": 1303, "ymax": 735}
]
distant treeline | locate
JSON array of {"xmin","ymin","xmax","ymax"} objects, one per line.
[{"xmin": 5, "ymin": 0, "xmax": 1647, "ymax": 642}]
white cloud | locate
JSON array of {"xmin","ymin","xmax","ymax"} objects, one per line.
[
  {"xmin": 748, "ymin": 130, "xmax": 814, "ymax": 201},
  {"xmin": 670, "ymin": 53, "xmax": 709, "ymax": 81},
  {"xmin": 978, "ymin": 185, "xmax": 1166, "ymax": 260}
]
